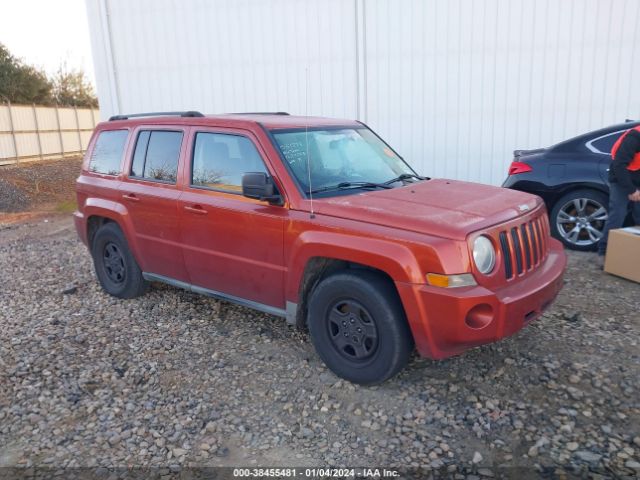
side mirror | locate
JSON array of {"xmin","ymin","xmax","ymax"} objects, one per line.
[{"xmin": 242, "ymin": 172, "xmax": 283, "ymax": 205}]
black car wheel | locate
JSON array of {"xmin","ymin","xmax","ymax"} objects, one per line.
[
  {"xmin": 92, "ymin": 222, "xmax": 149, "ymax": 298},
  {"xmin": 307, "ymin": 270, "xmax": 413, "ymax": 385},
  {"xmin": 549, "ymin": 189, "xmax": 609, "ymax": 251}
]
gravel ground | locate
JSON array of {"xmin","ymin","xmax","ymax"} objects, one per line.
[
  {"xmin": 0, "ymin": 178, "xmax": 30, "ymax": 212},
  {"xmin": 1, "ymin": 216, "xmax": 639, "ymax": 478},
  {"xmin": 0, "ymin": 158, "xmax": 81, "ymax": 213}
]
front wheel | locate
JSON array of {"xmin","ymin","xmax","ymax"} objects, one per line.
[
  {"xmin": 307, "ymin": 270, "xmax": 413, "ymax": 385},
  {"xmin": 549, "ymin": 189, "xmax": 609, "ymax": 251}
]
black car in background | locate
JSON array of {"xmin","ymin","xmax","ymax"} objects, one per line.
[{"xmin": 502, "ymin": 120, "xmax": 640, "ymax": 251}]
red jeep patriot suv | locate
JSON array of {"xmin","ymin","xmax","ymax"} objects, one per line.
[{"xmin": 75, "ymin": 111, "xmax": 566, "ymax": 384}]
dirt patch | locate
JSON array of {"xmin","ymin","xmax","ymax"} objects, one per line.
[{"xmin": 0, "ymin": 157, "xmax": 82, "ymax": 218}]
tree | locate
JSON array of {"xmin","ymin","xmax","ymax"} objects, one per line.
[
  {"xmin": 0, "ymin": 43, "xmax": 53, "ymax": 104},
  {"xmin": 0, "ymin": 43, "xmax": 98, "ymax": 107},
  {"xmin": 51, "ymin": 63, "xmax": 98, "ymax": 108}
]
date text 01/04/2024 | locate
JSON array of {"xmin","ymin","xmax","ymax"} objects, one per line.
[{"xmin": 232, "ymin": 468, "xmax": 400, "ymax": 478}]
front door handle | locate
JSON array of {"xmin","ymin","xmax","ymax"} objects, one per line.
[
  {"xmin": 184, "ymin": 205, "xmax": 208, "ymax": 215},
  {"xmin": 122, "ymin": 193, "xmax": 140, "ymax": 202}
]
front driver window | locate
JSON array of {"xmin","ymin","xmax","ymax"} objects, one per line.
[{"xmin": 191, "ymin": 133, "xmax": 268, "ymax": 193}]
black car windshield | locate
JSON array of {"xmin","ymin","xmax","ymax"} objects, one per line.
[{"xmin": 272, "ymin": 127, "xmax": 418, "ymax": 196}]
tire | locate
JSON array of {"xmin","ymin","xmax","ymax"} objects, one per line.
[
  {"xmin": 549, "ymin": 189, "xmax": 609, "ymax": 251},
  {"xmin": 91, "ymin": 222, "xmax": 148, "ymax": 298},
  {"xmin": 307, "ymin": 270, "xmax": 413, "ymax": 385}
]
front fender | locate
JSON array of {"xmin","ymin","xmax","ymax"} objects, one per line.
[{"xmin": 285, "ymin": 230, "xmax": 424, "ymax": 301}]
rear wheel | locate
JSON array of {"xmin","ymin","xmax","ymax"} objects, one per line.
[
  {"xmin": 307, "ymin": 270, "xmax": 413, "ymax": 385},
  {"xmin": 549, "ymin": 189, "xmax": 609, "ymax": 251},
  {"xmin": 91, "ymin": 222, "xmax": 148, "ymax": 298}
]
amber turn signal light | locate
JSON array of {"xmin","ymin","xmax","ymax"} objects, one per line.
[{"xmin": 426, "ymin": 273, "xmax": 477, "ymax": 288}]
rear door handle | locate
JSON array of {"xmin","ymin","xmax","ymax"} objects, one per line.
[
  {"xmin": 122, "ymin": 193, "xmax": 140, "ymax": 202},
  {"xmin": 184, "ymin": 205, "xmax": 208, "ymax": 215}
]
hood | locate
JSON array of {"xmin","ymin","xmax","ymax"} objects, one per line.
[{"xmin": 312, "ymin": 179, "xmax": 542, "ymax": 240}]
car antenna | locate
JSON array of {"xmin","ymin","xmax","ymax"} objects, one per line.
[{"xmin": 305, "ymin": 66, "xmax": 315, "ymax": 219}]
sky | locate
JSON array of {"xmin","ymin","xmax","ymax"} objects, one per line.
[{"xmin": 0, "ymin": 0, "xmax": 96, "ymax": 85}]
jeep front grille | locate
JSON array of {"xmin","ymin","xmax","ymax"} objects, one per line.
[{"xmin": 498, "ymin": 214, "xmax": 549, "ymax": 280}]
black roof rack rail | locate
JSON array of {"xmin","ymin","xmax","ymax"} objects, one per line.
[
  {"xmin": 108, "ymin": 111, "xmax": 204, "ymax": 121},
  {"xmin": 228, "ymin": 112, "xmax": 290, "ymax": 116}
]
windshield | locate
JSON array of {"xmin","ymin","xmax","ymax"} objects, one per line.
[{"xmin": 272, "ymin": 127, "xmax": 417, "ymax": 196}]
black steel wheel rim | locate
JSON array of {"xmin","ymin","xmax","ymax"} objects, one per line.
[
  {"xmin": 556, "ymin": 198, "xmax": 608, "ymax": 246},
  {"xmin": 327, "ymin": 299, "xmax": 379, "ymax": 362},
  {"xmin": 103, "ymin": 242, "xmax": 126, "ymax": 284}
]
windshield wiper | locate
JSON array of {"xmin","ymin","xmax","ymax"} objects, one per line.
[
  {"xmin": 383, "ymin": 173, "xmax": 429, "ymax": 185},
  {"xmin": 307, "ymin": 174, "xmax": 428, "ymax": 195},
  {"xmin": 308, "ymin": 181, "xmax": 393, "ymax": 195}
]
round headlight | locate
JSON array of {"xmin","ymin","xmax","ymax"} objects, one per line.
[{"xmin": 473, "ymin": 236, "xmax": 496, "ymax": 274}]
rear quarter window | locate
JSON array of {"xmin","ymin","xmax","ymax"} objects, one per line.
[
  {"xmin": 589, "ymin": 132, "xmax": 625, "ymax": 154},
  {"xmin": 88, "ymin": 130, "xmax": 129, "ymax": 175}
]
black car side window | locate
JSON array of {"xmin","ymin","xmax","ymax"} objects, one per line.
[{"xmin": 590, "ymin": 132, "xmax": 624, "ymax": 155}]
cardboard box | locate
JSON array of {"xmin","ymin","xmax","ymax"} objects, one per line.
[{"xmin": 604, "ymin": 227, "xmax": 640, "ymax": 283}]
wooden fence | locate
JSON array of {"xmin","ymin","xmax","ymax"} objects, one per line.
[{"xmin": 0, "ymin": 103, "xmax": 99, "ymax": 166}]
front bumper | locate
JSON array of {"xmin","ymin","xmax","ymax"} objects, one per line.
[{"xmin": 396, "ymin": 238, "xmax": 566, "ymax": 359}]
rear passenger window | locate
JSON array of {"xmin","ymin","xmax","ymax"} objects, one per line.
[
  {"xmin": 130, "ymin": 130, "xmax": 183, "ymax": 183},
  {"xmin": 89, "ymin": 130, "xmax": 128, "ymax": 175},
  {"xmin": 191, "ymin": 132, "xmax": 267, "ymax": 192}
]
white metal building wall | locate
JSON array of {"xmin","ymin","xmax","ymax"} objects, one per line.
[{"xmin": 86, "ymin": 0, "xmax": 640, "ymax": 185}]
